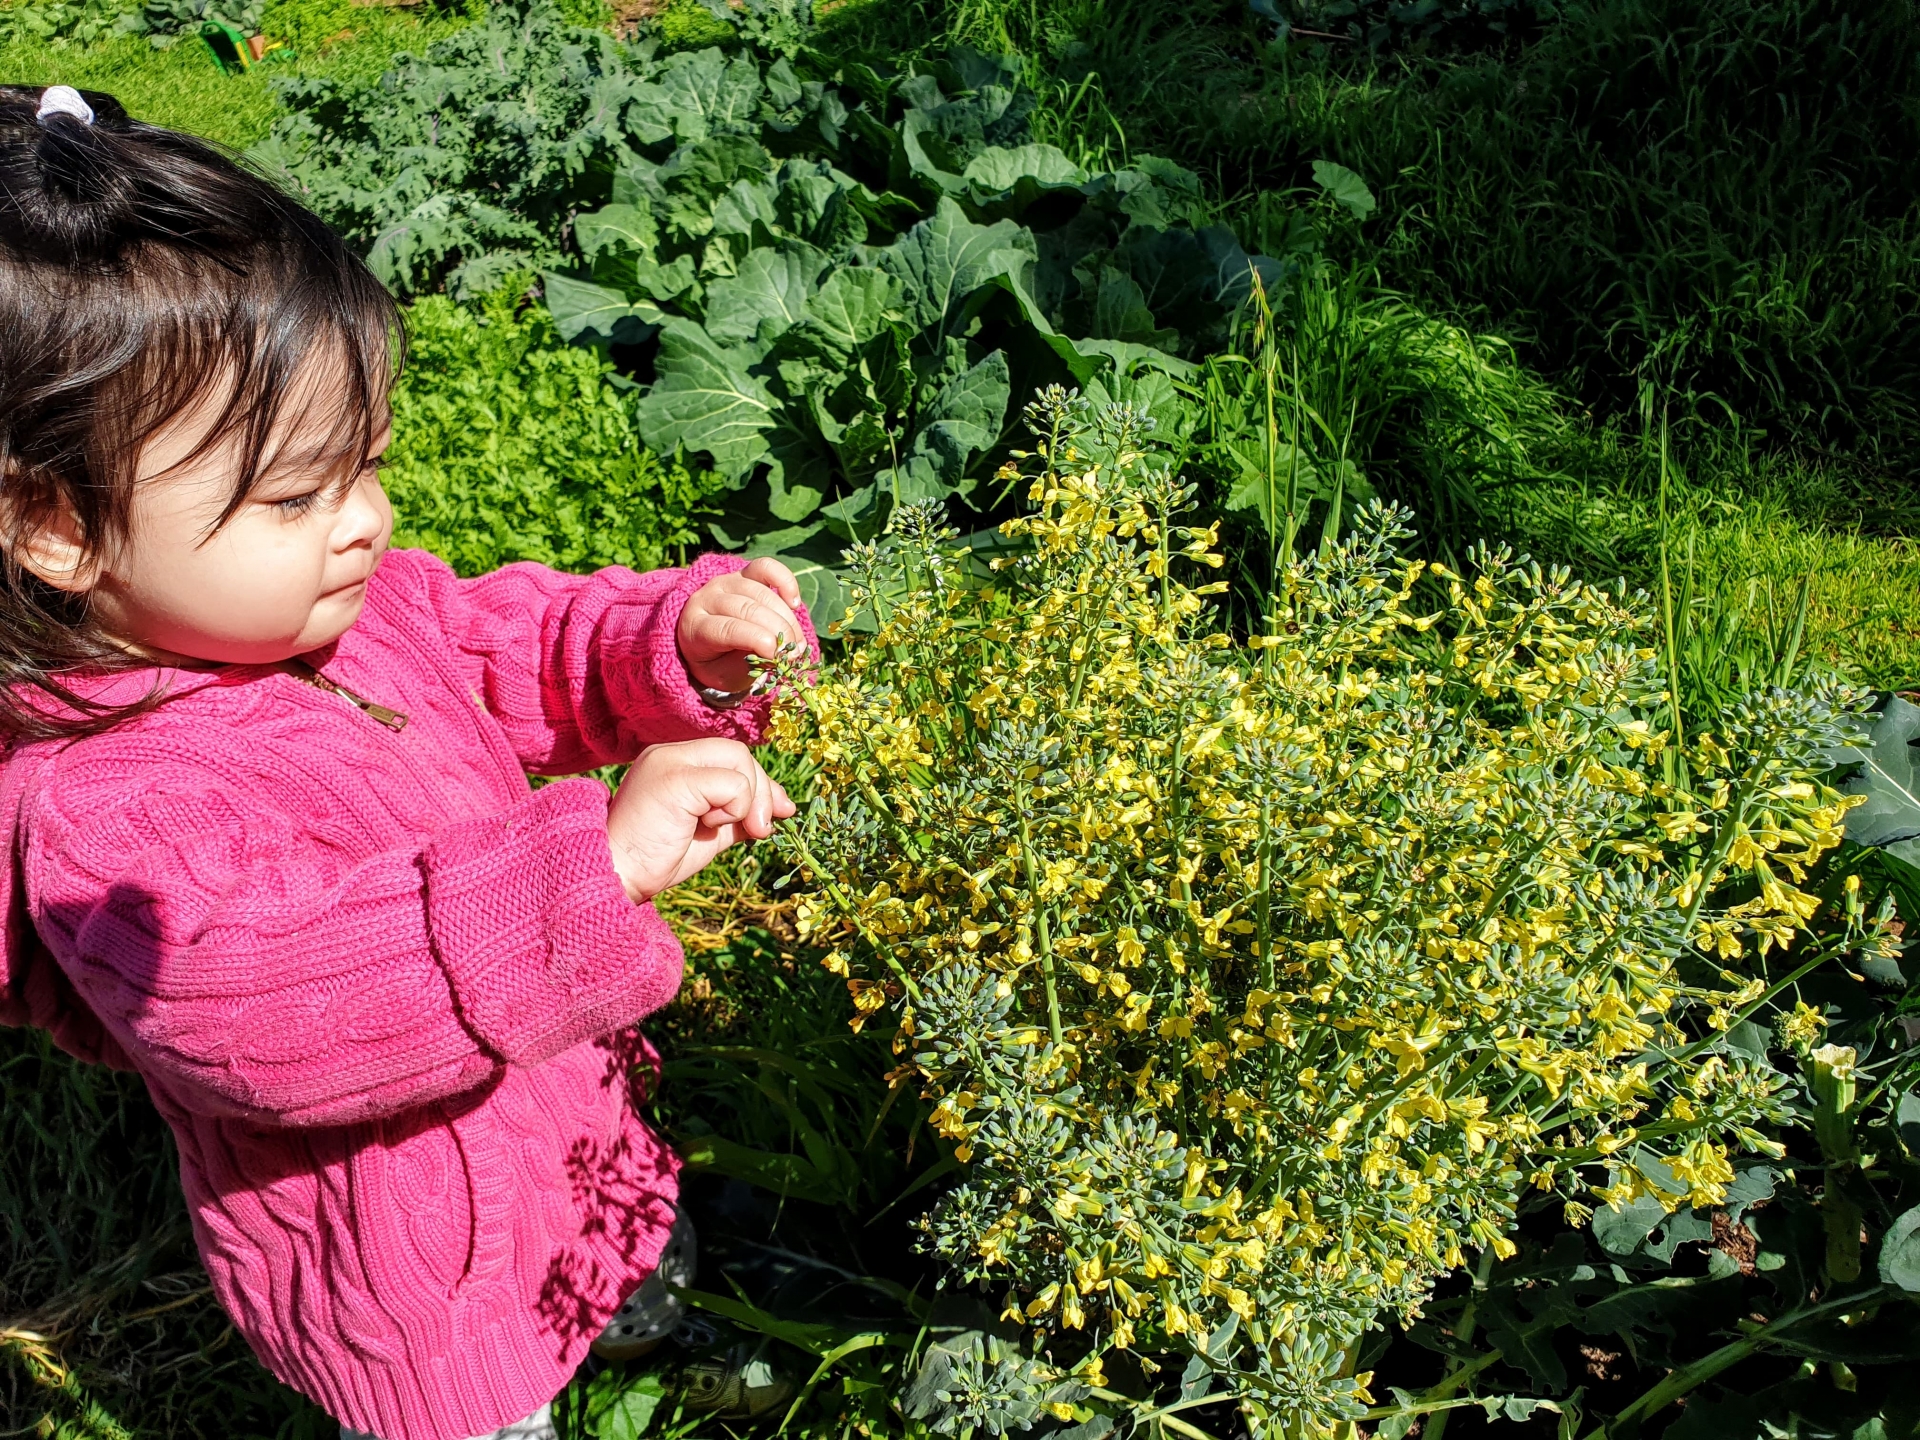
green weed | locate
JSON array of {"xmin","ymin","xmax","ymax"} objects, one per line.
[{"xmin": 386, "ymin": 283, "xmax": 728, "ymax": 576}]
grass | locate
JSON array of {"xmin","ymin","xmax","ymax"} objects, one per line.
[{"xmin": 0, "ymin": 0, "xmax": 474, "ymax": 149}]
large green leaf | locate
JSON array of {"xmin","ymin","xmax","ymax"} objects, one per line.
[
  {"xmin": 799, "ymin": 267, "xmax": 905, "ymax": 360},
  {"xmin": 1092, "ymin": 267, "xmax": 1178, "ymax": 349},
  {"xmin": 963, "ymin": 142, "xmax": 1085, "ymax": 194},
  {"xmin": 630, "ymin": 317, "xmax": 776, "ymax": 481},
  {"xmin": 906, "ymin": 347, "xmax": 1010, "ymax": 489},
  {"xmin": 1111, "ymin": 224, "xmax": 1216, "ymax": 333},
  {"xmin": 710, "ymin": 176, "xmax": 780, "ymax": 241},
  {"xmin": 1312, "ymin": 158, "xmax": 1377, "ymax": 220},
  {"xmin": 704, "ymin": 244, "xmax": 823, "ymax": 345},
  {"xmin": 633, "ymin": 48, "xmax": 762, "ymax": 145},
  {"xmin": 540, "ymin": 271, "xmax": 661, "ymax": 345},
  {"xmin": 574, "ymin": 202, "xmax": 657, "ymax": 263},
  {"xmin": 763, "ymin": 414, "xmax": 836, "ymax": 522},
  {"xmin": 773, "ymin": 163, "xmax": 869, "ymax": 254},
  {"xmin": 1840, "ymin": 696, "xmax": 1920, "ymax": 863},
  {"xmin": 877, "ymin": 197, "xmax": 1034, "ymax": 336},
  {"xmin": 1878, "ymin": 1204, "xmax": 1920, "ymax": 1292}
]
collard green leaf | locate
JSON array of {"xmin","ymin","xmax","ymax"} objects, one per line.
[
  {"xmin": 801, "ymin": 267, "xmax": 906, "ymax": 360},
  {"xmin": 704, "ymin": 244, "xmax": 824, "ymax": 345},
  {"xmin": 1898, "ymin": 1088, "xmax": 1920, "ymax": 1156},
  {"xmin": 645, "ymin": 48, "xmax": 762, "ymax": 144},
  {"xmin": 1879, "ymin": 1204, "xmax": 1920, "ymax": 1292},
  {"xmin": 763, "ymin": 415, "xmax": 836, "ymax": 522},
  {"xmin": 962, "ymin": 142, "xmax": 1087, "ymax": 218},
  {"xmin": 1082, "ymin": 369, "xmax": 1197, "ymax": 440},
  {"xmin": 773, "ymin": 163, "xmax": 870, "ymax": 254},
  {"xmin": 541, "ymin": 271, "xmax": 661, "ymax": 345},
  {"xmin": 1841, "ymin": 697, "xmax": 1920, "ymax": 862},
  {"xmin": 654, "ymin": 136, "xmax": 776, "ymax": 206},
  {"xmin": 904, "ymin": 348, "xmax": 1011, "ymax": 490},
  {"xmin": 1111, "ymin": 224, "xmax": 1216, "ymax": 333},
  {"xmin": 878, "ymin": 198, "xmax": 1034, "ymax": 335},
  {"xmin": 963, "ymin": 142, "xmax": 1085, "ymax": 193},
  {"xmin": 899, "ymin": 108, "xmax": 969, "ymax": 195},
  {"xmin": 575, "ymin": 202, "xmax": 658, "ymax": 264},
  {"xmin": 631, "ymin": 317, "xmax": 776, "ymax": 481},
  {"xmin": 710, "ymin": 177, "xmax": 780, "ymax": 242},
  {"xmin": 1092, "ymin": 267, "xmax": 1178, "ymax": 349}
]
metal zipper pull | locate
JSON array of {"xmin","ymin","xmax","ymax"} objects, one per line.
[{"xmin": 289, "ymin": 659, "xmax": 409, "ymax": 732}]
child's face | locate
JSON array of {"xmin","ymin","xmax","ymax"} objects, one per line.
[{"xmin": 89, "ymin": 359, "xmax": 395, "ymax": 666}]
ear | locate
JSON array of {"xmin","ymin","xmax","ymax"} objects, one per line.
[{"xmin": 1, "ymin": 491, "xmax": 98, "ymax": 594}]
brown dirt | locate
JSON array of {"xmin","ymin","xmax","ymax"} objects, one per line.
[{"xmin": 1712, "ymin": 1210, "xmax": 1760, "ymax": 1275}]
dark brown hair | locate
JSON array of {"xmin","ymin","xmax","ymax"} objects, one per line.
[{"xmin": 0, "ymin": 84, "xmax": 402, "ymax": 740}]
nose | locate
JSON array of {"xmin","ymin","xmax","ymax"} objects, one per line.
[{"xmin": 335, "ymin": 469, "xmax": 390, "ymax": 553}]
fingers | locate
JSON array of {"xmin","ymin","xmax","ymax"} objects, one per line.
[
  {"xmin": 691, "ymin": 593, "xmax": 796, "ymax": 660},
  {"xmin": 647, "ymin": 740, "xmax": 787, "ymax": 839},
  {"xmin": 741, "ymin": 557, "xmax": 802, "ymax": 608}
]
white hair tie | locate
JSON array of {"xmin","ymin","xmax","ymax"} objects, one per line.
[{"xmin": 35, "ymin": 86, "xmax": 95, "ymax": 127}]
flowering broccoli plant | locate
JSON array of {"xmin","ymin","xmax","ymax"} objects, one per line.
[{"xmin": 766, "ymin": 389, "xmax": 1894, "ymax": 1437}]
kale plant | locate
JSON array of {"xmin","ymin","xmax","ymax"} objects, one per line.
[{"xmin": 251, "ymin": 0, "xmax": 657, "ymax": 297}]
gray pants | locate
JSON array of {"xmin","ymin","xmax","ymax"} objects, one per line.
[{"xmin": 341, "ymin": 1402, "xmax": 554, "ymax": 1440}]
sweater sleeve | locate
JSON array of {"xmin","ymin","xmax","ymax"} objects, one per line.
[
  {"xmin": 402, "ymin": 550, "xmax": 818, "ymax": 775},
  {"xmin": 25, "ymin": 758, "xmax": 683, "ymax": 1129}
]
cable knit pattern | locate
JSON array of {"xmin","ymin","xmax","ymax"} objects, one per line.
[{"xmin": 0, "ymin": 549, "xmax": 815, "ymax": 1440}]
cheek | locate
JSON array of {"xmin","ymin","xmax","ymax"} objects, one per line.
[{"xmin": 143, "ymin": 517, "xmax": 332, "ymax": 644}]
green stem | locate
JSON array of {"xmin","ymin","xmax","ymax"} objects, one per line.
[
  {"xmin": 1425, "ymin": 1247, "xmax": 1498, "ymax": 1440},
  {"xmin": 1018, "ymin": 795, "xmax": 1064, "ymax": 1044},
  {"xmin": 1583, "ymin": 1288, "xmax": 1884, "ymax": 1439},
  {"xmin": 783, "ymin": 830, "xmax": 923, "ymax": 1008},
  {"xmin": 1363, "ymin": 1349, "xmax": 1506, "ymax": 1423}
]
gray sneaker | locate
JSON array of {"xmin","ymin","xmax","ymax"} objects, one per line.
[{"xmin": 590, "ymin": 1211, "xmax": 697, "ymax": 1362}]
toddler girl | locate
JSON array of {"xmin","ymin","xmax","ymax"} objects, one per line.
[{"xmin": 0, "ymin": 85, "xmax": 814, "ymax": 1439}]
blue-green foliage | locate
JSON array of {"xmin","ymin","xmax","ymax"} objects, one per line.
[
  {"xmin": 386, "ymin": 285, "xmax": 725, "ymax": 576},
  {"xmin": 251, "ymin": 0, "xmax": 649, "ymax": 297}
]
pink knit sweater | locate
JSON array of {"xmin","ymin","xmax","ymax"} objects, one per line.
[{"xmin": 0, "ymin": 548, "xmax": 813, "ymax": 1440}]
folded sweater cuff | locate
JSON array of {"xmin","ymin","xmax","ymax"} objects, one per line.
[
  {"xmin": 423, "ymin": 780, "xmax": 683, "ymax": 1067},
  {"xmin": 629, "ymin": 552, "xmax": 819, "ymax": 746}
]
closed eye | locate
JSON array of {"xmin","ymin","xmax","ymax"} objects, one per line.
[{"xmin": 269, "ymin": 463, "xmax": 373, "ymax": 517}]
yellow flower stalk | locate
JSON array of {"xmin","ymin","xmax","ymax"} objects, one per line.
[{"xmin": 767, "ymin": 389, "xmax": 1886, "ymax": 1438}]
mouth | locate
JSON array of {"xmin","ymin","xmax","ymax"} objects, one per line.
[{"xmin": 323, "ymin": 577, "xmax": 371, "ymax": 600}]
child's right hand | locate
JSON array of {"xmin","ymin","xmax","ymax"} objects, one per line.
[{"xmin": 606, "ymin": 739, "xmax": 794, "ymax": 903}]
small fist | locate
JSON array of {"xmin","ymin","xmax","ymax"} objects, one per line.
[
  {"xmin": 607, "ymin": 739, "xmax": 795, "ymax": 902},
  {"xmin": 677, "ymin": 558, "xmax": 803, "ymax": 695}
]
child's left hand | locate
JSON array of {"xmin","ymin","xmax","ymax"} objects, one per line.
[{"xmin": 677, "ymin": 558, "xmax": 803, "ymax": 695}]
